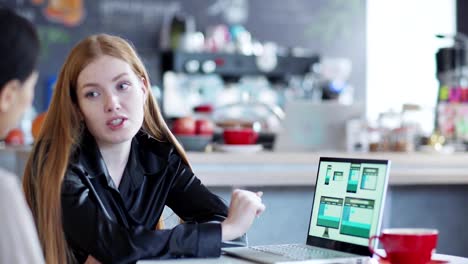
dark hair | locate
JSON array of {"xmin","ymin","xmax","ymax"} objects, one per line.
[{"xmin": 0, "ymin": 7, "xmax": 39, "ymax": 89}]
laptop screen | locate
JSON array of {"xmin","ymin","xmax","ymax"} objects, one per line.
[{"xmin": 308, "ymin": 157, "xmax": 390, "ymax": 248}]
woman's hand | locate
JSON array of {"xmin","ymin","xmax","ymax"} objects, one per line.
[{"xmin": 221, "ymin": 189, "xmax": 266, "ymax": 241}]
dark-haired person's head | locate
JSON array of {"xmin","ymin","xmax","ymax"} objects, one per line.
[{"xmin": 0, "ymin": 7, "xmax": 39, "ymax": 137}]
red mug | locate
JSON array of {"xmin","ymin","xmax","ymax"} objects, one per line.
[
  {"xmin": 223, "ymin": 128, "xmax": 258, "ymax": 145},
  {"xmin": 369, "ymin": 228, "xmax": 438, "ymax": 264}
]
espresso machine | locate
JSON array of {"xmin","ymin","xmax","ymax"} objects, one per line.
[{"xmin": 160, "ymin": 51, "xmax": 319, "ymax": 149}]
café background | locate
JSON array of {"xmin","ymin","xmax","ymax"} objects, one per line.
[
  {"xmin": 5, "ymin": 0, "xmax": 366, "ymax": 114},
  {"xmin": 4, "ymin": 0, "xmax": 468, "ymax": 258}
]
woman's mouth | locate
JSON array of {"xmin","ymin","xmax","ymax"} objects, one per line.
[
  {"xmin": 110, "ymin": 118, "xmax": 123, "ymax": 126},
  {"xmin": 107, "ymin": 117, "xmax": 127, "ymax": 130}
]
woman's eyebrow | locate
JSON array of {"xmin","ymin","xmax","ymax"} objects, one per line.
[
  {"xmin": 80, "ymin": 82, "xmax": 100, "ymax": 90},
  {"xmin": 112, "ymin": 72, "xmax": 128, "ymax": 82},
  {"xmin": 80, "ymin": 72, "xmax": 128, "ymax": 89}
]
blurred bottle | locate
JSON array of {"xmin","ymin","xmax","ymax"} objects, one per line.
[
  {"xmin": 346, "ymin": 119, "xmax": 368, "ymax": 152},
  {"xmin": 19, "ymin": 106, "xmax": 37, "ymax": 145}
]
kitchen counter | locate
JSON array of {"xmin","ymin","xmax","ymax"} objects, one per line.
[
  {"xmin": 3, "ymin": 148, "xmax": 468, "ymax": 186},
  {"xmin": 3, "ymin": 147, "xmax": 468, "ymax": 256},
  {"xmin": 187, "ymin": 151, "xmax": 468, "ymax": 186}
]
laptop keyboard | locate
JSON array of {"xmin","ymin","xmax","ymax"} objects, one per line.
[{"xmin": 250, "ymin": 244, "xmax": 349, "ymax": 261}]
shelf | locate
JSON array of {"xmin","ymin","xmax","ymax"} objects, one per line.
[{"xmin": 161, "ymin": 51, "xmax": 319, "ymax": 81}]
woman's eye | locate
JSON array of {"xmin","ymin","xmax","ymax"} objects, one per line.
[
  {"xmin": 118, "ymin": 82, "xmax": 130, "ymax": 90},
  {"xmin": 85, "ymin": 91, "xmax": 99, "ymax": 98}
]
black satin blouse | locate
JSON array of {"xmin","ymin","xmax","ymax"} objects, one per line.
[{"xmin": 61, "ymin": 131, "xmax": 233, "ymax": 264}]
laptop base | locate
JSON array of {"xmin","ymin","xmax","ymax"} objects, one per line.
[{"xmin": 223, "ymin": 245, "xmax": 368, "ymax": 264}]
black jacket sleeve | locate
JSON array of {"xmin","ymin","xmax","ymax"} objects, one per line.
[
  {"xmin": 61, "ymin": 172, "xmax": 222, "ymax": 264},
  {"xmin": 165, "ymin": 150, "xmax": 228, "ymax": 223},
  {"xmin": 164, "ymin": 148, "xmax": 247, "ymax": 247}
]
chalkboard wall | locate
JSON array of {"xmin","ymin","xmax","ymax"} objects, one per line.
[{"xmin": 4, "ymin": 0, "xmax": 366, "ymax": 112}]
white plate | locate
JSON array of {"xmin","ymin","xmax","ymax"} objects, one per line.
[{"xmin": 214, "ymin": 144, "xmax": 263, "ymax": 153}]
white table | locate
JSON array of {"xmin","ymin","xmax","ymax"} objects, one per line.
[
  {"xmin": 137, "ymin": 252, "xmax": 468, "ymax": 264},
  {"xmin": 137, "ymin": 254, "xmax": 250, "ymax": 264}
]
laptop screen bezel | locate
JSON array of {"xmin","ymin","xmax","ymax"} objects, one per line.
[{"xmin": 306, "ymin": 157, "xmax": 391, "ymax": 256}]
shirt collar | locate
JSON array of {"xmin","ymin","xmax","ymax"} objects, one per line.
[
  {"xmin": 71, "ymin": 130, "xmax": 167, "ymax": 191},
  {"xmin": 122, "ymin": 132, "xmax": 168, "ymax": 191},
  {"xmin": 74, "ymin": 130, "xmax": 116, "ymax": 189},
  {"xmin": 134, "ymin": 132, "xmax": 167, "ymax": 171},
  {"xmin": 124, "ymin": 137, "xmax": 145, "ymax": 191}
]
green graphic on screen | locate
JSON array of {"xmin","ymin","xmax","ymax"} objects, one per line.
[
  {"xmin": 333, "ymin": 171, "xmax": 344, "ymax": 181},
  {"xmin": 317, "ymin": 196, "xmax": 343, "ymax": 229},
  {"xmin": 308, "ymin": 160, "xmax": 388, "ymax": 246},
  {"xmin": 361, "ymin": 168, "xmax": 378, "ymax": 190},
  {"xmin": 339, "ymin": 197, "xmax": 374, "ymax": 238},
  {"xmin": 346, "ymin": 164, "xmax": 361, "ymax": 193},
  {"xmin": 325, "ymin": 165, "xmax": 332, "ymax": 185}
]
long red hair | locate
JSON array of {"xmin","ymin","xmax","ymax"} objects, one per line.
[{"xmin": 23, "ymin": 34, "xmax": 188, "ymax": 264}]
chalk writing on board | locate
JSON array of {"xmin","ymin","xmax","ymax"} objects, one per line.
[
  {"xmin": 99, "ymin": 0, "xmax": 180, "ymax": 29},
  {"xmin": 37, "ymin": 25, "xmax": 71, "ymax": 59},
  {"xmin": 207, "ymin": 0, "xmax": 249, "ymax": 24}
]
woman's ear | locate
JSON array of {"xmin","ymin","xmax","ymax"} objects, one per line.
[{"xmin": 0, "ymin": 79, "xmax": 20, "ymax": 113}]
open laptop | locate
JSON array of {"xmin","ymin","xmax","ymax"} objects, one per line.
[
  {"xmin": 223, "ymin": 157, "xmax": 391, "ymax": 264},
  {"xmin": 274, "ymin": 101, "xmax": 364, "ymax": 152}
]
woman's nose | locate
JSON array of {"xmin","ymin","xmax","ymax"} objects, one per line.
[{"xmin": 104, "ymin": 94, "xmax": 121, "ymax": 112}]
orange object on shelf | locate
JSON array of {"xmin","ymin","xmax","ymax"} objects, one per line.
[
  {"xmin": 31, "ymin": 0, "xmax": 44, "ymax": 5},
  {"xmin": 32, "ymin": 112, "xmax": 47, "ymax": 140},
  {"xmin": 43, "ymin": 0, "xmax": 84, "ymax": 27},
  {"xmin": 5, "ymin": 128, "xmax": 25, "ymax": 146}
]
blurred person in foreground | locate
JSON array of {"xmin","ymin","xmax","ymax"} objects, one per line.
[
  {"xmin": 23, "ymin": 33, "xmax": 265, "ymax": 264},
  {"xmin": 0, "ymin": 7, "xmax": 44, "ymax": 264}
]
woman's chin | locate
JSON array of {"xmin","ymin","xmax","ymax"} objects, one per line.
[{"xmin": 97, "ymin": 132, "xmax": 135, "ymax": 146}]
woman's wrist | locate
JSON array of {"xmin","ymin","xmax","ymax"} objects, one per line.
[{"xmin": 221, "ymin": 221, "xmax": 236, "ymax": 241}]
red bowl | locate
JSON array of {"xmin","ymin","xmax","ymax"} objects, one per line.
[{"xmin": 223, "ymin": 128, "xmax": 258, "ymax": 145}]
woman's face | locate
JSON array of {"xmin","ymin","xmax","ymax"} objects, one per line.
[{"xmin": 76, "ymin": 55, "xmax": 147, "ymax": 147}]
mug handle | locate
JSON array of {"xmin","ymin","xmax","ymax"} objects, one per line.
[{"xmin": 368, "ymin": 235, "xmax": 387, "ymax": 260}]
